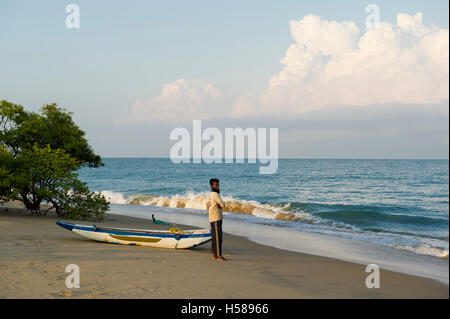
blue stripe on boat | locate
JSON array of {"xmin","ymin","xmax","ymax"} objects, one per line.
[{"xmin": 56, "ymin": 220, "xmax": 75, "ymax": 231}]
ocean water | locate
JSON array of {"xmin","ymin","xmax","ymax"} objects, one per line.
[{"xmin": 78, "ymin": 158, "xmax": 449, "ymax": 259}]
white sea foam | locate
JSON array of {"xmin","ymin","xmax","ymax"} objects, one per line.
[
  {"xmin": 100, "ymin": 190, "xmax": 128, "ymax": 204},
  {"xmin": 391, "ymin": 244, "xmax": 449, "ymax": 258}
]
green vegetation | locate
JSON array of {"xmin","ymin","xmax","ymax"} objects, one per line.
[{"xmin": 0, "ymin": 100, "xmax": 109, "ymax": 220}]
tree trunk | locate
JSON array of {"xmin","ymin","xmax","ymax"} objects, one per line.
[{"xmin": 21, "ymin": 193, "xmax": 41, "ymax": 211}]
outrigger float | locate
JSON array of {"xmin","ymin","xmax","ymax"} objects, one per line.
[{"xmin": 56, "ymin": 220, "xmax": 211, "ymax": 249}]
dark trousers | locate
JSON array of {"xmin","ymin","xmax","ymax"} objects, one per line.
[{"xmin": 210, "ymin": 220, "xmax": 223, "ymax": 256}]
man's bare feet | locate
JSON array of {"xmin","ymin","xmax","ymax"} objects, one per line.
[
  {"xmin": 212, "ymin": 255, "xmax": 218, "ymax": 260},
  {"xmin": 217, "ymin": 256, "xmax": 227, "ymax": 261}
]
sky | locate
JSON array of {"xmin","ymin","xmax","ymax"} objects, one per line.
[{"xmin": 0, "ymin": 0, "xmax": 448, "ymax": 159}]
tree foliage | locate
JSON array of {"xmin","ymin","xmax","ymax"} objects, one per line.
[
  {"xmin": 0, "ymin": 101, "xmax": 102, "ymax": 167},
  {"xmin": 0, "ymin": 100, "xmax": 108, "ymax": 220}
]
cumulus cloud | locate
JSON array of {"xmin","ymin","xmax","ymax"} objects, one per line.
[
  {"xmin": 128, "ymin": 79, "xmax": 221, "ymax": 123},
  {"xmin": 232, "ymin": 12, "xmax": 449, "ymax": 117}
]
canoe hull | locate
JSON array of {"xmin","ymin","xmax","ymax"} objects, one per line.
[{"xmin": 57, "ymin": 221, "xmax": 211, "ymax": 249}]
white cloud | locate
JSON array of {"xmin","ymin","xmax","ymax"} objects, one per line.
[
  {"xmin": 128, "ymin": 79, "xmax": 221, "ymax": 123},
  {"xmin": 232, "ymin": 12, "xmax": 449, "ymax": 117}
]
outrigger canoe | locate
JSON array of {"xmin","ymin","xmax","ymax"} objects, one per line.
[{"xmin": 56, "ymin": 220, "xmax": 211, "ymax": 249}]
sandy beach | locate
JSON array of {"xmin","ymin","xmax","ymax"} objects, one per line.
[{"xmin": 0, "ymin": 204, "xmax": 447, "ymax": 299}]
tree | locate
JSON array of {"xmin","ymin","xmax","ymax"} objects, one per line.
[
  {"xmin": 0, "ymin": 101, "xmax": 102, "ymax": 167},
  {"xmin": 0, "ymin": 100, "xmax": 109, "ymax": 219},
  {"xmin": 0, "ymin": 145, "xmax": 14, "ymax": 204}
]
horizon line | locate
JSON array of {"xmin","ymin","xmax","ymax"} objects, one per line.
[{"xmin": 97, "ymin": 157, "xmax": 449, "ymax": 160}]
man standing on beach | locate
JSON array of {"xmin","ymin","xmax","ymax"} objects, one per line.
[{"xmin": 206, "ymin": 178, "xmax": 227, "ymax": 261}]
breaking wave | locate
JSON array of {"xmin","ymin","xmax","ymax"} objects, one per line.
[
  {"xmin": 99, "ymin": 190, "xmax": 449, "ymax": 258},
  {"xmin": 100, "ymin": 190, "xmax": 313, "ymax": 223}
]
